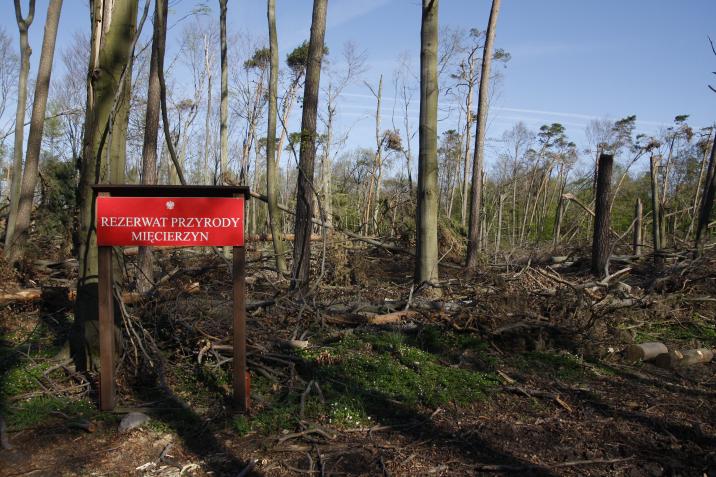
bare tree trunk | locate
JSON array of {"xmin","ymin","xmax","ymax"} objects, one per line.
[
  {"xmin": 496, "ymin": 193, "xmax": 504, "ymax": 253},
  {"xmin": 633, "ymin": 197, "xmax": 642, "ymax": 256},
  {"xmin": 219, "ymin": 0, "xmax": 228, "ymax": 183},
  {"xmin": 291, "ymin": 0, "xmax": 327, "ymax": 291},
  {"xmin": 370, "ymin": 75, "xmax": 384, "ymax": 235},
  {"xmin": 415, "ymin": 0, "xmax": 439, "ymax": 285},
  {"xmin": 6, "ymin": 0, "xmax": 63, "ymax": 262},
  {"xmin": 5, "ymin": 0, "xmax": 35, "ymax": 250},
  {"xmin": 466, "ymin": 0, "xmax": 500, "ymax": 267},
  {"xmin": 553, "ymin": 196, "xmax": 563, "ymax": 249},
  {"xmin": 650, "ymin": 155, "xmax": 662, "ymax": 253},
  {"xmin": 461, "ymin": 55, "xmax": 474, "ymax": 228},
  {"xmin": 591, "ymin": 153, "xmax": 613, "ymax": 277},
  {"xmin": 137, "ymin": 0, "xmax": 165, "ymax": 293},
  {"xmin": 320, "ymin": 100, "xmax": 335, "ymax": 228},
  {"xmin": 687, "ymin": 138, "xmax": 710, "ymax": 239},
  {"xmin": 73, "ymin": 0, "xmax": 138, "ymax": 372},
  {"xmin": 203, "ymin": 34, "xmax": 213, "ymax": 184},
  {"xmin": 266, "ymin": 0, "xmax": 287, "ymax": 275},
  {"xmin": 696, "ymin": 134, "xmax": 716, "ymax": 247}
]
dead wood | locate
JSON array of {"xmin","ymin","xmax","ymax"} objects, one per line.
[
  {"xmin": 365, "ymin": 310, "xmax": 420, "ymax": 325},
  {"xmin": 624, "ymin": 342, "xmax": 668, "ymax": 363}
]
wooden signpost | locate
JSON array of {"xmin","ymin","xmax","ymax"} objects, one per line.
[{"xmin": 92, "ymin": 185, "xmax": 251, "ymax": 413}]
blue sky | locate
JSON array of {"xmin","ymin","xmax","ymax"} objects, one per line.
[{"xmin": 1, "ymin": 0, "xmax": 715, "ymax": 172}]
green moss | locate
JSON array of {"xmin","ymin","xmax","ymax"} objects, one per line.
[
  {"xmin": 513, "ymin": 352, "xmax": 585, "ymax": 381},
  {"xmin": 303, "ymin": 332, "xmax": 497, "ymax": 408}
]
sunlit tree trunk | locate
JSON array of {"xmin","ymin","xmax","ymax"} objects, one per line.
[
  {"xmin": 73, "ymin": 0, "xmax": 137, "ymax": 371},
  {"xmin": 650, "ymin": 155, "xmax": 662, "ymax": 253},
  {"xmin": 467, "ymin": 0, "xmax": 500, "ymax": 267},
  {"xmin": 696, "ymin": 134, "xmax": 716, "ymax": 248},
  {"xmin": 291, "ymin": 0, "xmax": 327, "ymax": 291},
  {"xmin": 415, "ymin": 0, "xmax": 439, "ymax": 285},
  {"xmin": 219, "ymin": 0, "xmax": 228, "ymax": 183},
  {"xmin": 6, "ymin": 0, "xmax": 63, "ymax": 262},
  {"xmin": 5, "ymin": 0, "xmax": 34, "ymax": 251},
  {"xmin": 461, "ymin": 54, "xmax": 474, "ymax": 228},
  {"xmin": 633, "ymin": 198, "xmax": 643, "ymax": 256},
  {"xmin": 137, "ymin": 0, "xmax": 165, "ymax": 293},
  {"xmin": 592, "ymin": 154, "xmax": 613, "ymax": 277},
  {"xmin": 203, "ymin": 34, "xmax": 213, "ymax": 185},
  {"xmin": 266, "ymin": 0, "xmax": 287, "ymax": 275}
]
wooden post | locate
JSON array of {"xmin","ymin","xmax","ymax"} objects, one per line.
[
  {"xmin": 591, "ymin": 153, "xmax": 613, "ymax": 277},
  {"xmin": 233, "ymin": 244, "xmax": 249, "ymax": 412},
  {"xmin": 633, "ymin": 198, "xmax": 642, "ymax": 256},
  {"xmin": 650, "ymin": 155, "xmax": 661, "ymax": 253},
  {"xmin": 98, "ymin": 196, "xmax": 115, "ymax": 411}
]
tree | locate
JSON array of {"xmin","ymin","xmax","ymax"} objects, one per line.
[
  {"xmin": 291, "ymin": 0, "xmax": 328, "ymax": 291},
  {"xmin": 137, "ymin": 0, "xmax": 166, "ymax": 293},
  {"xmin": 592, "ymin": 153, "xmax": 613, "ymax": 277},
  {"xmin": 696, "ymin": 129, "xmax": 716, "ymax": 247},
  {"xmin": 466, "ymin": 0, "xmax": 501, "ymax": 267},
  {"xmin": 6, "ymin": 0, "xmax": 63, "ymax": 262},
  {"xmin": 5, "ymin": 0, "xmax": 35, "ymax": 251},
  {"xmin": 219, "ymin": 0, "xmax": 228, "ymax": 183},
  {"xmin": 415, "ymin": 0, "xmax": 439, "ymax": 286},
  {"xmin": 73, "ymin": 0, "xmax": 139, "ymax": 371},
  {"xmin": 266, "ymin": 0, "xmax": 287, "ymax": 275}
]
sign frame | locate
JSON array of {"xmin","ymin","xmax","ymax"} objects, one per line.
[{"xmin": 92, "ymin": 184, "xmax": 251, "ymax": 413}]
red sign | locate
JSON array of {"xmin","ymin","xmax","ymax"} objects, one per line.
[{"xmin": 96, "ymin": 197, "xmax": 244, "ymax": 246}]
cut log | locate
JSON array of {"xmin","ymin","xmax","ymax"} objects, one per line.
[
  {"xmin": 0, "ymin": 288, "xmax": 146, "ymax": 306},
  {"xmin": 0, "ymin": 288, "xmax": 41, "ymax": 304},
  {"xmin": 365, "ymin": 310, "xmax": 420, "ymax": 325},
  {"xmin": 677, "ymin": 348, "xmax": 714, "ymax": 367},
  {"xmin": 652, "ymin": 350, "xmax": 683, "ymax": 370},
  {"xmin": 624, "ymin": 342, "xmax": 668, "ymax": 363}
]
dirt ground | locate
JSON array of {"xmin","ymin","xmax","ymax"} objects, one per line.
[{"xmin": 1, "ymin": 244, "xmax": 715, "ymax": 476}]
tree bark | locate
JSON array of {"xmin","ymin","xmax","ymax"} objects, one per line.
[
  {"xmin": 5, "ymin": 0, "xmax": 35, "ymax": 251},
  {"xmin": 6, "ymin": 0, "xmax": 63, "ymax": 262},
  {"xmin": 415, "ymin": 0, "xmax": 440, "ymax": 285},
  {"xmin": 696, "ymin": 131, "xmax": 716, "ymax": 247},
  {"xmin": 591, "ymin": 153, "xmax": 613, "ymax": 277},
  {"xmin": 370, "ymin": 75, "xmax": 383, "ymax": 235},
  {"xmin": 137, "ymin": 0, "xmax": 165, "ymax": 293},
  {"xmin": 633, "ymin": 198, "xmax": 643, "ymax": 256},
  {"xmin": 650, "ymin": 155, "xmax": 662, "ymax": 253},
  {"xmin": 291, "ymin": 0, "xmax": 327, "ymax": 291},
  {"xmin": 73, "ymin": 0, "xmax": 137, "ymax": 372},
  {"xmin": 219, "ymin": 0, "xmax": 228, "ymax": 184},
  {"xmin": 466, "ymin": 0, "xmax": 501, "ymax": 267},
  {"xmin": 266, "ymin": 0, "xmax": 287, "ymax": 275},
  {"xmin": 461, "ymin": 55, "xmax": 474, "ymax": 228},
  {"xmin": 203, "ymin": 33, "xmax": 213, "ymax": 185}
]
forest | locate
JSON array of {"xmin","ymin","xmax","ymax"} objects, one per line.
[{"xmin": 1, "ymin": 0, "xmax": 715, "ymax": 476}]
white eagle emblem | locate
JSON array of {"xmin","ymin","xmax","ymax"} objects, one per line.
[{"xmin": 166, "ymin": 200, "xmax": 175, "ymax": 210}]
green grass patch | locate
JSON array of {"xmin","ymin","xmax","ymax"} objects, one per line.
[
  {"xmin": 7, "ymin": 396, "xmax": 97, "ymax": 430},
  {"xmin": 2, "ymin": 361, "xmax": 53, "ymax": 398},
  {"xmin": 512, "ymin": 351, "xmax": 586, "ymax": 381},
  {"xmin": 301, "ymin": 331, "xmax": 497, "ymax": 408},
  {"xmin": 226, "ymin": 329, "xmax": 496, "ymax": 436},
  {"xmin": 634, "ymin": 317, "xmax": 716, "ymax": 347}
]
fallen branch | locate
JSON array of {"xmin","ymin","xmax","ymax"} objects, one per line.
[{"xmin": 366, "ymin": 310, "xmax": 420, "ymax": 325}]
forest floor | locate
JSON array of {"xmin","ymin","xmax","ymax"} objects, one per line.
[{"xmin": 1, "ymin": 240, "xmax": 715, "ymax": 476}]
